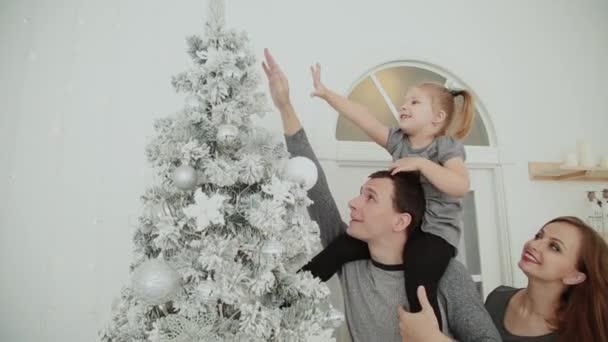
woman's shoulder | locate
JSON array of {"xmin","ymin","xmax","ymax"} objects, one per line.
[
  {"xmin": 485, "ymin": 285, "xmax": 520, "ymax": 308},
  {"xmin": 489, "ymin": 285, "xmax": 520, "ymax": 294},
  {"xmin": 485, "ymin": 286, "xmax": 559, "ymax": 342}
]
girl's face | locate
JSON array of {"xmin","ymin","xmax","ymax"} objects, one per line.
[
  {"xmin": 397, "ymin": 87, "xmax": 443, "ymax": 137},
  {"xmin": 519, "ymin": 221, "xmax": 584, "ymax": 284}
]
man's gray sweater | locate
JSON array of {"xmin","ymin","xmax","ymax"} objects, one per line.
[{"xmin": 286, "ymin": 129, "xmax": 500, "ymax": 342}]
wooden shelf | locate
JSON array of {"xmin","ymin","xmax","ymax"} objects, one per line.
[{"xmin": 528, "ymin": 162, "xmax": 608, "ymax": 181}]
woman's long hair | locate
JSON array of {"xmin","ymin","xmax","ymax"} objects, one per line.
[{"xmin": 545, "ymin": 216, "xmax": 608, "ymax": 342}]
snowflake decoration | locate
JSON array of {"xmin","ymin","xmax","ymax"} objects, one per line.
[
  {"xmin": 183, "ymin": 189, "xmax": 227, "ymax": 231},
  {"xmin": 262, "ymin": 175, "xmax": 294, "ymax": 204}
]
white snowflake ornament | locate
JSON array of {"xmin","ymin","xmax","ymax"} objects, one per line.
[
  {"xmin": 183, "ymin": 189, "xmax": 227, "ymax": 231},
  {"xmin": 262, "ymin": 175, "xmax": 294, "ymax": 204}
]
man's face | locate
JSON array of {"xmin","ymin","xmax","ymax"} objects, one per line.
[{"xmin": 347, "ymin": 177, "xmax": 403, "ymax": 242}]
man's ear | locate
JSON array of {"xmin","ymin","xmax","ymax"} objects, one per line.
[{"xmin": 394, "ymin": 212, "xmax": 412, "ymax": 232}]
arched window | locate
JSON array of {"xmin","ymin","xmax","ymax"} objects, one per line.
[{"xmin": 336, "ymin": 63, "xmax": 491, "ymax": 147}]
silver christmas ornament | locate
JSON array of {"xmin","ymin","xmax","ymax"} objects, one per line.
[
  {"xmin": 261, "ymin": 240, "xmax": 283, "ymax": 256},
  {"xmin": 173, "ymin": 165, "xmax": 198, "ymax": 190},
  {"xmin": 131, "ymin": 258, "xmax": 181, "ymax": 305},
  {"xmin": 216, "ymin": 123, "xmax": 240, "ymax": 154},
  {"xmin": 285, "ymin": 156, "xmax": 318, "ymax": 190}
]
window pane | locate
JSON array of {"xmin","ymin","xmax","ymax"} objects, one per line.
[
  {"xmin": 461, "ymin": 112, "xmax": 489, "ymax": 146},
  {"xmin": 375, "ymin": 66, "xmax": 445, "ymax": 110},
  {"xmin": 336, "ymin": 77, "xmax": 397, "ymax": 141},
  {"xmin": 337, "ymin": 64, "xmax": 491, "ymax": 146},
  {"xmin": 456, "ymin": 191, "xmax": 482, "ymax": 276}
]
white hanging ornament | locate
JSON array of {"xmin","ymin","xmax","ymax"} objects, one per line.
[
  {"xmin": 285, "ymin": 156, "xmax": 318, "ymax": 190},
  {"xmin": 216, "ymin": 123, "xmax": 240, "ymax": 154},
  {"xmin": 261, "ymin": 240, "xmax": 283, "ymax": 256},
  {"xmin": 131, "ymin": 258, "xmax": 181, "ymax": 305},
  {"xmin": 173, "ymin": 165, "xmax": 198, "ymax": 190}
]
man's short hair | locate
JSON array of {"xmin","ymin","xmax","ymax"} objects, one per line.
[{"xmin": 368, "ymin": 170, "xmax": 426, "ymax": 231}]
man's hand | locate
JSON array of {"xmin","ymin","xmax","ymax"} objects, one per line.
[
  {"xmin": 397, "ymin": 286, "xmax": 449, "ymax": 342},
  {"xmin": 262, "ymin": 48, "xmax": 291, "ymax": 111},
  {"xmin": 310, "ymin": 63, "xmax": 328, "ymax": 99}
]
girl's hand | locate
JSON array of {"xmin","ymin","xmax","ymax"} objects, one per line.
[
  {"xmin": 389, "ymin": 157, "xmax": 425, "ymax": 175},
  {"xmin": 397, "ymin": 286, "xmax": 448, "ymax": 342},
  {"xmin": 310, "ymin": 63, "xmax": 328, "ymax": 99},
  {"xmin": 262, "ymin": 48, "xmax": 292, "ymax": 111}
]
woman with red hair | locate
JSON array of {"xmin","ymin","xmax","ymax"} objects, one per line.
[{"xmin": 399, "ymin": 216, "xmax": 608, "ymax": 342}]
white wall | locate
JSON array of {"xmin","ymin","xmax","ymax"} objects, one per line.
[{"xmin": 1, "ymin": 0, "xmax": 607, "ymax": 341}]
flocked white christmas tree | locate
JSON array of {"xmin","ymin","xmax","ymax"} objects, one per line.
[{"xmin": 99, "ymin": 1, "xmax": 342, "ymax": 341}]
